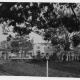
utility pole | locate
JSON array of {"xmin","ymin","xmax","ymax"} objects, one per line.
[
  {"xmin": 46, "ymin": 53, "xmax": 49, "ymax": 77},
  {"xmin": 46, "ymin": 58, "xmax": 48, "ymax": 77}
]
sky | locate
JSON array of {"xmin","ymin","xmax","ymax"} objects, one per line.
[
  {"xmin": 0, "ymin": 25, "xmax": 46, "ymax": 43},
  {"xmin": 29, "ymin": 32, "xmax": 47, "ymax": 43},
  {"xmin": 0, "ymin": 26, "xmax": 15, "ymax": 42},
  {"xmin": 0, "ymin": 26, "xmax": 8, "ymax": 42}
]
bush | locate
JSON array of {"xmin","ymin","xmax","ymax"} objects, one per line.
[{"xmin": 49, "ymin": 53, "xmax": 57, "ymax": 61}]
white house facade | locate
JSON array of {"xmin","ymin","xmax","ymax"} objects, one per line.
[
  {"xmin": 28, "ymin": 32, "xmax": 54, "ymax": 58},
  {"xmin": 32, "ymin": 43, "xmax": 54, "ymax": 58}
]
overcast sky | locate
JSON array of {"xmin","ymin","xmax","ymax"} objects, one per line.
[
  {"xmin": 0, "ymin": 26, "xmax": 15, "ymax": 42},
  {"xmin": 0, "ymin": 25, "xmax": 46, "ymax": 43},
  {"xmin": 0, "ymin": 26, "xmax": 8, "ymax": 42}
]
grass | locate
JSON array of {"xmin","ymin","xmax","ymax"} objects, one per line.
[{"xmin": 0, "ymin": 60, "xmax": 80, "ymax": 77}]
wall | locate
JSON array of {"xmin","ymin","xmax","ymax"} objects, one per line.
[
  {"xmin": 33, "ymin": 43, "xmax": 44, "ymax": 56},
  {"xmin": 33, "ymin": 43, "xmax": 54, "ymax": 58},
  {"xmin": 44, "ymin": 44, "xmax": 54, "ymax": 57}
]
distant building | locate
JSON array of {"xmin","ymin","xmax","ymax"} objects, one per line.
[
  {"xmin": 0, "ymin": 40, "xmax": 11, "ymax": 59},
  {"xmin": 31, "ymin": 43, "xmax": 53, "ymax": 58},
  {"xmin": 27, "ymin": 32, "xmax": 54, "ymax": 58}
]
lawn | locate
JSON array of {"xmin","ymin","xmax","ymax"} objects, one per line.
[{"xmin": 0, "ymin": 60, "xmax": 80, "ymax": 77}]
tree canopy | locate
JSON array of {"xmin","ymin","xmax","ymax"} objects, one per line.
[
  {"xmin": 0, "ymin": 2, "xmax": 80, "ymax": 35},
  {"xmin": 11, "ymin": 35, "xmax": 32, "ymax": 53},
  {"xmin": 1, "ymin": 2, "xmax": 80, "ymax": 49}
]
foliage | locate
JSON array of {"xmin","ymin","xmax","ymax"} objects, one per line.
[
  {"xmin": 1, "ymin": 2, "xmax": 80, "ymax": 51},
  {"xmin": 0, "ymin": 3, "xmax": 80, "ymax": 35},
  {"xmin": 11, "ymin": 35, "xmax": 32, "ymax": 54},
  {"xmin": 44, "ymin": 24, "xmax": 70, "ymax": 51},
  {"xmin": 72, "ymin": 32, "xmax": 80, "ymax": 47}
]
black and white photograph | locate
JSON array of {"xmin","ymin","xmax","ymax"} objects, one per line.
[{"xmin": 0, "ymin": 2, "xmax": 80, "ymax": 78}]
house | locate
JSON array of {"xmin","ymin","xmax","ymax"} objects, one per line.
[
  {"xmin": 27, "ymin": 32, "xmax": 54, "ymax": 58},
  {"xmin": 32, "ymin": 43, "xmax": 53, "ymax": 58},
  {"xmin": 0, "ymin": 32, "xmax": 54, "ymax": 60},
  {"xmin": 0, "ymin": 40, "xmax": 11, "ymax": 59}
]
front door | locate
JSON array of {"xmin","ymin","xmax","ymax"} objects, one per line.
[{"xmin": 36, "ymin": 50, "xmax": 41, "ymax": 59}]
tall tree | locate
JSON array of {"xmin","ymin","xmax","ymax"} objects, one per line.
[
  {"xmin": 11, "ymin": 35, "xmax": 32, "ymax": 58},
  {"xmin": 1, "ymin": 3, "xmax": 80, "ymax": 35},
  {"xmin": 44, "ymin": 24, "xmax": 70, "ymax": 51},
  {"xmin": 0, "ymin": 2, "xmax": 80, "ymax": 48}
]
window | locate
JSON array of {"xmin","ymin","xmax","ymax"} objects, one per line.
[
  {"xmin": 36, "ymin": 46, "xmax": 40, "ymax": 49},
  {"xmin": 36, "ymin": 50, "xmax": 41, "ymax": 57},
  {"xmin": 42, "ymin": 53, "xmax": 44, "ymax": 54},
  {"xmin": 48, "ymin": 47, "xmax": 49, "ymax": 49},
  {"xmin": 29, "ymin": 52, "xmax": 32, "ymax": 57},
  {"xmin": 36, "ymin": 50, "xmax": 40, "ymax": 54}
]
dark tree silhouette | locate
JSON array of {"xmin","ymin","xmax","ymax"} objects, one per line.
[
  {"xmin": 0, "ymin": 3, "xmax": 80, "ymax": 35},
  {"xmin": 0, "ymin": 2, "xmax": 80, "ymax": 48}
]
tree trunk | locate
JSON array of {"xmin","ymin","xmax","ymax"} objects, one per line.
[{"xmin": 21, "ymin": 47, "xmax": 23, "ymax": 61}]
